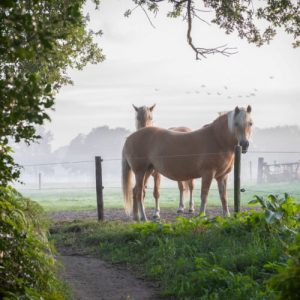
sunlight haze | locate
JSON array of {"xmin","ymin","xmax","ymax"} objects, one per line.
[{"xmin": 46, "ymin": 0, "xmax": 300, "ymax": 150}]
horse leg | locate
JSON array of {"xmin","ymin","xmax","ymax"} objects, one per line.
[
  {"xmin": 153, "ymin": 172, "xmax": 161, "ymax": 219},
  {"xmin": 188, "ymin": 179, "xmax": 195, "ymax": 213},
  {"xmin": 135, "ymin": 172, "xmax": 147, "ymax": 221},
  {"xmin": 142, "ymin": 168, "xmax": 153, "ymax": 206},
  {"xmin": 200, "ymin": 174, "xmax": 214, "ymax": 216},
  {"xmin": 217, "ymin": 175, "xmax": 230, "ymax": 217},
  {"xmin": 132, "ymin": 186, "xmax": 139, "ymax": 221},
  {"xmin": 177, "ymin": 181, "xmax": 185, "ymax": 213}
]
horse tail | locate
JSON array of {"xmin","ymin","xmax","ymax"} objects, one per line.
[{"xmin": 122, "ymin": 154, "xmax": 133, "ymax": 215}]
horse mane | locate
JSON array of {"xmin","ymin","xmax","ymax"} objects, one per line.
[{"xmin": 199, "ymin": 111, "xmax": 230, "ymax": 132}]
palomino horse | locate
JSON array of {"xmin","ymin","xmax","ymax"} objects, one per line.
[
  {"xmin": 132, "ymin": 104, "xmax": 195, "ymax": 218},
  {"xmin": 122, "ymin": 105, "xmax": 252, "ymax": 221}
]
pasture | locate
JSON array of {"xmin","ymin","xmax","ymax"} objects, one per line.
[{"xmin": 18, "ymin": 182, "xmax": 300, "ymax": 213}]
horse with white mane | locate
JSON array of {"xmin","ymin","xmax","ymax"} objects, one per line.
[
  {"xmin": 123, "ymin": 105, "xmax": 252, "ymax": 221},
  {"xmin": 132, "ymin": 104, "xmax": 195, "ymax": 218}
]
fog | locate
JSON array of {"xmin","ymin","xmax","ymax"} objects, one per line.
[
  {"xmin": 12, "ymin": 0, "xmax": 300, "ymax": 191},
  {"xmin": 44, "ymin": 0, "xmax": 300, "ymax": 150},
  {"xmin": 12, "ymin": 124, "xmax": 300, "ymax": 190}
]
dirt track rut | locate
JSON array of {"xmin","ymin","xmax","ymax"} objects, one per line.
[{"xmin": 59, "ymin": 255, "xmax": 160, "ymax": 300}]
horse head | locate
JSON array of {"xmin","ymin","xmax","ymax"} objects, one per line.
[
  {"xmin": 132, "ymin": 104, "xmax": 156, "ymax": 129},
  {"xmin": 230, "ymin": 105, "xmax": 253, "ymax": 153}
]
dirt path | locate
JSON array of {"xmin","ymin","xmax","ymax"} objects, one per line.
[
  {"xmin": 49, "ymin": 207, "xmax": 244, "ymax": 223},
  {"xmin": 52, "ymin": 207, "xmax": 255, "ymax": 299},
  {"xmin": 59, "ymin": 255, "xmax": 160, "ymax": 300}
]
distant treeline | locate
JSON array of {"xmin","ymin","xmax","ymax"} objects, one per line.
[{"xmin": 12, "ymin": 125, "xmax": 300, "ymax": 181}]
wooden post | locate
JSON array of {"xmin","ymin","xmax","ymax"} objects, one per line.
[
  {"xmin": 95, "ymin": 156, "xmax": 104, "ymax": 221},
  {"xmin": 234, "ymin": 145, "xmax": 242, "ymax": 214},
  {"xmin": 38, "ymin": 173, "xmax": 42, "ymax": 190},
  {"xmin": 257, "ymin": 157, "xmax": 264, "ymax": 184}
]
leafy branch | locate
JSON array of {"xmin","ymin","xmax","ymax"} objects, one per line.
[{"xmin": 127, "ymin": 0, "xmax": 300, "ymax": 59}]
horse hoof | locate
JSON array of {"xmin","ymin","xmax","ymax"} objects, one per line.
[
  {"xmin": 152, "ymin": 215, "xmax": 160, "ymax": 220},
  {"xmin": 177, "ymin": 209, "xmax": 184, "ymax": 214},
  {"xmin": 188, "ymin": 209, "xmax": 195, "ymax": 214}
]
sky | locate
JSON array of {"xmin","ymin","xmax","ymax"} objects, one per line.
[{"xmin": 45, "ymin": 0, "xmax": 300, "ymax": 150}]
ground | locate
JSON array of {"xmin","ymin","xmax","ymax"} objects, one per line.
[
  {"xmin": 49, "ymin": 206, "xmax": 246, "ymax": 222},
  {"xmin": 51, "ymin": 207, "xmax": 251, "ymax": 300},
  {"xmin": 58, "ymin": 255, "xmax": 160, "ymax": 300}
]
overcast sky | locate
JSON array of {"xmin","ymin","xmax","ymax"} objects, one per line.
[{"xmin": 45, "ymin": 0, "xmax": 300, "ymax": 150}]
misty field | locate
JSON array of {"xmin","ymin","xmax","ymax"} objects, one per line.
[{"xmin": 17, "ymin": 182, "xmax": 300, "ymax": 212}]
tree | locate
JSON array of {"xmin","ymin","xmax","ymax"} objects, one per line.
[
  {"xmin": 12, "ymin": 127, "xmax": 55, "ymax": 176},
  {"xmin": 61, "ymin": 126, "xmax": 131, "ymax": 177},
  {"xmin": 0, "ymin": 0, "xmax": 104, "ymax": 186},
  {"xmin": 127, "ymin": 0, "xmax": 300, "ymax": 59}
]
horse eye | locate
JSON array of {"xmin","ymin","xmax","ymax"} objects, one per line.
[{"xmin": 249, "ymin": 121, "xmax": 253, "ymax": 126}]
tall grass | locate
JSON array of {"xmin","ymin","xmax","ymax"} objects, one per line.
[{"xmin": 51, "ymin": 194, "xmax": 300, "ymax": 299}]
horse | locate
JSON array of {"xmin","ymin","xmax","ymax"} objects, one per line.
[
  {"xmin": 122, "ymin": 105, "xmax": 252, "ymax": 221},
  {"xmin": 132, "ymin": 104, "xmax": 195, "ymax": 218}
]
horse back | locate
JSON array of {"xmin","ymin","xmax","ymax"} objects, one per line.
[{"xmin": 169, "ymin": 126, "xmax": 192, "ymax": 133}]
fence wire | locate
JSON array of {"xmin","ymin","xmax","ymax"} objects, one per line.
[
  {"xmin": 15, "ymin": 185, "xmax": 300, "ymax": 196},
  {"xmin": 17, "ymin": 150, "xmax": 300, "ymax": 166},
  {"xmin": 15, "ymin": 151, "xmax": 300, "ymax": 205}
]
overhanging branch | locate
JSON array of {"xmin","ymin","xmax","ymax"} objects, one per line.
[
  {"xmin": 147, "ymin": 0, "xmax": 237, "ymax": 59},
  {"xmin": 186, "ymin": 0, "xmax": 237, "ymax": 59}
]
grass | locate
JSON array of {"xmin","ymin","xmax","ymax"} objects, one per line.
[
  {"xmin": 17, "ymin": 182, "xmax": 300, "ymax": 212},
  {"xmin": 50, "ymin": 194, "xmax": 300, "ymax": 299},
  {"xmin": 50, "ymin": 215, "xmax": 283, "ymax": 299}
]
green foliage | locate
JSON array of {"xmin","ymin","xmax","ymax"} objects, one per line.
[
  {"xmin": 51, "ymin": 194, "xmax": 300, "ymax": 299},
  {"xmin": 130, "ymin": 0, "xmax": 299, "ymax": 48},
  {"xmin": 249, "ymin": 193, "xmax": 300, "ymax": 232},
  {"xmin": 267, "ymin": 234, "xmax": 300, "ymax": 300},
  {"xmin": 247, "ymin": 193, "xmax": 300, "ymax": 300},
  {"xmin": 247, "ymin": 193, "xmax": 300, "ymax": 299},
  {"xmin": 0, "ymin": 0, "xmax": 104, "ymax": 185},
  {"xmin": 168, "ymin": 257, "xmax": 266, "ymax": 300},
  {"xmin": 0, "ymin": 186, "xmax": 68, "ymax": 299}
]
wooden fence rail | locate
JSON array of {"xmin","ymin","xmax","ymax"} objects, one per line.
[
  {"xmin": 95, "ymin": 156, "xmax": 104, "ymax": 221},
  {"xmin": 234, "ymin": 145, "xmax": 241, "ymax": 214}
]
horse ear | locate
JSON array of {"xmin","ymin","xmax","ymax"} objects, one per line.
[
  {"xmin": 234, "ymin": 106, "xmax": 240, "ymax": 116},
  {"xmin": 149, "ymin": 104, "xmax": 156, "ymax": 112},
  {"xmin": 132, "ymin": 104, "xmax": 138, "ymax": 112},
  {"xmin": 247, "ymin": 105, "xmax": 252, "ymax": 113}
]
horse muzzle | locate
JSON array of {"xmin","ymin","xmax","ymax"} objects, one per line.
[{"xmin": 239, "ymin": 140, "xmax": 249, "ymax": 154}]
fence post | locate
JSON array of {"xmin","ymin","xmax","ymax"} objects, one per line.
[
  {"xmin": 257, "ymin": 157, "xmax": 264, "ymax": 184},
  {"xmin": 38, "ymin": 173, "xmax": 42, "ymax": 190},
  {"xmin": 95, "ymin": 156, "xmax": 104, "ymax": 221},
  {"xmin": 234, "ymin": 145, "xmax": 242, "ymax": 214}
]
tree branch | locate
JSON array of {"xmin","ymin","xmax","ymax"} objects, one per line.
[
  {"xmin": 139, "ymin": 4, "xmax": 156, "ymax": 28},
  {"xmin": 186, "ymin": 0, "xmax": 237, "ymax": 59}
]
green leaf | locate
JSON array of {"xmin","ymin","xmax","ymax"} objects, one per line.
[{"xmin": 44, "ymin": 84, "xmax": 51, "ymax": 94}]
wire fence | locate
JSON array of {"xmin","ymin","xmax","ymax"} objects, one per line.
[
  {"xmin": 19, "ymin": 150, "xmax": 300, "ymax": 167},
  {"xmin": 15, "ymin": 151, "xmax": 300, "ymax": 203}
]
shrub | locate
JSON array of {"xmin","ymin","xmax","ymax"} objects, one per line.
[
  {"xmin": 0, "ymin": 186, "xmax": 67, "ymax": 299},
  {"xmin": 267, "ymin": 233, "xmax": 300, "ymax": 300}
]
